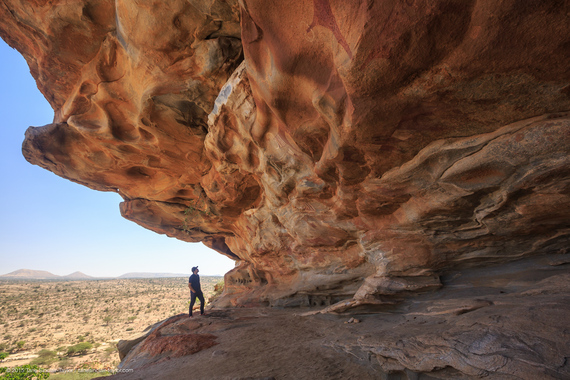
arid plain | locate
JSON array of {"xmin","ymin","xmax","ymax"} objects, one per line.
[{"xmin": 0, "ymin": 277, "xmax": 222, "ymax": 373}]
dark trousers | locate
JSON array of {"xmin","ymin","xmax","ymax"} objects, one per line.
[{"xmin": 189, "ymin": 291, "xmax": 205, "ymax": 316}]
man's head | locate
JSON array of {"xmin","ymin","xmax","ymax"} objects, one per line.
[{"xmin": 192, "ymin": 266, "xmax": 199, "ymax": 274}]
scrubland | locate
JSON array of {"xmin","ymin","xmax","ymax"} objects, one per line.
[{"xmin": 0, "ymin": 277, "xmax": 222, "ymax": 373}]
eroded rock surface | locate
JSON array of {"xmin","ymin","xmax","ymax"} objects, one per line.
[
  {"xmin": 2, "ymin": 1, "xmax": 570, "ymax": 376},
  {"xmin": 109, "ymin": 256, "xmax": 570, "ymax": 379}
]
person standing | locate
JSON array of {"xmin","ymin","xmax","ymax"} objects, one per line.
[{"xmin": 188, "ymin": 266, "xmax": 205, "ymax": 317}]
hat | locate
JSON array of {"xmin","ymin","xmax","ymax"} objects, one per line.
[{"xmin": 191, "ymin": 266, "xmax": 198, "ymax": 272}]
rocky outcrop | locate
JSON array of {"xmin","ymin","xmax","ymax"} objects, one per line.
[
  {"xmin": 2, "ymin": 0, "xmax": 570, "ymax": 344},
  {"xmin": 3, "ymin": 0, "xmax": 568, "ymax": 309},
  {"xmin": 109, "ymin": 254, "xmax": 570, "ymax": 379},
  {"xmin": 117, "ymin": 314, "xmax": 218, "ymax": 368},
  {"xmin": 210, "ymin": 0, "xmax": 570, "ymax": 307},
  {"xmin": 3, "ymin": 0, "xmax": 570, "ymax": 378}
]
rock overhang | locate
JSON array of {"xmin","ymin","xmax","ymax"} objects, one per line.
[{"xmin": 1, "ymin": 0, "xmax": 569, "ymax": 309}]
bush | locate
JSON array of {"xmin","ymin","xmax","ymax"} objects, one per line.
[
  {"xmin": 37, "ymin": 349, "xmax": 56, "ymax": 356},
  {"xmin": 0, "ymin": 364, "xmax": 50, "ymax": 379},
  {"xmin": 30, "ymin": 349, "xmax": 57, "ymax": 366},
  {"xmin": 57, "ymin": 358, "xmax": 71, "ymax": 369},
  {"xmin": 66, "ymin": 343, "xmax": 93, "ymax": 356},
  {"xmin": 0, "ymin": 352, "xmax": 9, "ymax": 360}
]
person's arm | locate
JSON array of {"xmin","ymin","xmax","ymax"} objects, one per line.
[{"xmin": 188, "ymin": 282, "xmax": 196, "ymax": 293}]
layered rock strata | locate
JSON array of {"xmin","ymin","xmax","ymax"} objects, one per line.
[
  {"xmin": 112, "ymin": 255, "xmax": 570, "ymax": 379},
  {"xmin": 1, "ymin": 0, "xmax": 569, "ymax": 309}
]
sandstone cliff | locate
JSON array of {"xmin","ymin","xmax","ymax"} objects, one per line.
[
  {"xmin": 1, "ymin": 1, "xmax": 569, "ymax": 378},
  {"xmin": 111, "ymin": 255, "xmax": 570, "ymax": 379}
]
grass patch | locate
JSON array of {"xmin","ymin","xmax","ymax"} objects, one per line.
[
  {"xmin": 50, "ymin": 371, "xmax": 113, "ymax": 380},
  {"xmin": 30, "ymin": 349, "xmax": 57, "ymax": 366},
  {"xmin": 0, "ymin": 277, "xmax": 222, "ymax": 368}
]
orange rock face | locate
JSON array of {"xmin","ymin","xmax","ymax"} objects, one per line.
[{"xmin": 1, "ymin": 0, "xmax": 569, "ymax": 307}]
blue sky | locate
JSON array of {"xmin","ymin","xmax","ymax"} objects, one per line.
[{"xmin": 0, "ymin": 39, "xmax": 235, "ymax": 277}]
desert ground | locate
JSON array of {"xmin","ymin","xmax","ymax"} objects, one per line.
[{"xmin": 0, "ymin": 277, "xmax": 222, "ymax": 375}]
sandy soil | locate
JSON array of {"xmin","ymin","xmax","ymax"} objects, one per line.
[{"xmin": 0, "ymin": 277, "xmax": 222, "ymax": 370}]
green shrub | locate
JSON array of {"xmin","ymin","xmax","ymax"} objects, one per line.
[
  {"xmin": 66, "ymin": 342, "xmax": 93, "ymax": 356},
  {"xmin": 0, "ymin": 352, "xmax": 8, "ymax": 360},
  {"xmin": 30, "ymin": 349, "xmax": 57, "ymax": 366},
  {"xmin": 0, "ymin": 364, "xmax": 50, "ymax": 379},
  {"xmin": 57, "ymin": 358, "xmax": 71, "ymax": 369}
]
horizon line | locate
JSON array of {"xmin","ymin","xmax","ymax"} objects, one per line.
[{"xmin": 0, "ymin": 268, "xmax": 227, "ymax": 279}]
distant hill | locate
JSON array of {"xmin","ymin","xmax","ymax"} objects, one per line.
[
  {"xmin": 0, "ymin": 269, "xmax": 95, "ymax": 280},
  {"xmin": 118, "ymin": 272, "xmax": 191, "ymax": 279},
  {"xmin": 62, "ymin": 271, "xmax": 94, "ymax": 280},
  {"xmin": 0, "ymin": 269, "xmax": 60, "ymax": 279},
  {"xmin": 0, "ymin": 269, "xmax": 201, "ymax": 280}
]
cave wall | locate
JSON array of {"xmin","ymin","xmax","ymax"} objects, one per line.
[{"xmin": 1, "ymin": 0, "xmax": 569, "ymax": 307}]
